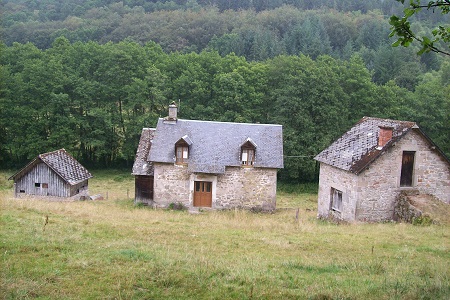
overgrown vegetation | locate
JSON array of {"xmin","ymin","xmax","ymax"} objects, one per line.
[{"xmin": 1, "ymin": 170, "xmax": 449, "ymax": 299}]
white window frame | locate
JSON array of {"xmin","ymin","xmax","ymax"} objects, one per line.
[{"xmin": 331, "ymin": 187, "xmax": 343, "ymax": 212}]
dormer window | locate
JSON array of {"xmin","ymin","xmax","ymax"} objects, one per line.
[
  {"xmin": 175, "ymin": 135, "xmax": 192, "ymax": 165},
  {"xmin": 176, "ymin": 143, "xmax": 189, "ymax": 164},
  {"xmin": 241, "ymin": 138, "xmax": 257, "ymax": 167}
]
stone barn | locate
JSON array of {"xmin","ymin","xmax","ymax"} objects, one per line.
[
  {"xmin": 314, "ymin": 117, "xmax": 449, "ymax": 222},
  {"xmin": 132, "ymin": 103, "xmax": 284, "ymax": 211},
  {"xmin": 9, "ymin": 149, "xmax": 93, "ymax": 198}
]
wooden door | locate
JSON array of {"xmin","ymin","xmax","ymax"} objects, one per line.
[
  {"xmin": 400, "ymin": 151, "xmax": 415, "ymax": 187},
  {"xmin": 193, "ymin": 181, "xmax": 212, "ymax": 207},
  {"xmin": 135, "ymin": 175, "xmax": 154, "ymax": 201}
]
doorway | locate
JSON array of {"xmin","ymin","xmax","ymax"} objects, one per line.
[
  {"xmin": 193, "ymin": 181, "xmax": 212, "ymax": 207},
  {"xmin": 400, "ymin": 151, "xmax": 415, "ymax": 187}
]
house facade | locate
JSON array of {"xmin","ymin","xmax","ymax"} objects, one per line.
[
  {"xmin": 9, "ymin": 149, "xmax": 93, "ymax": 198},
  {"xmin": 314, "ymin": 117, "xmax": 449, "ymax": 222},
  {"xmin": 132, "ymin": 103, "xmax": 284, "ymax": 211}
]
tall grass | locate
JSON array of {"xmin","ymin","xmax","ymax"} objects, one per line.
[{"xmin": 1, "ymin": 170, "xmax": 449, "ymax": 299}]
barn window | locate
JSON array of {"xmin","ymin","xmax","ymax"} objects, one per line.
[
  {"xmin": 331, "ymin": 188, "xmax": 343, "ymax": 212},
  {"xmin": 42, "ymin": 183, "xmax": 48, "ymax": 188},
  {"xmin": 241, "ymin": 139, "xmax": 256, "ymax": 166},
  {"xmin": 35, "ymin": 183, "xmax": 41, "ymax": 187},
  {"xmin": 20, "ymin": 190, "xmax": 25, "ymax": 193}
]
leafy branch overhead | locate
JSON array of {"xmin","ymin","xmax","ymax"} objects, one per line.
[{"xmin": 390, "ymin": 0, "xmax": 450, "ymax": 56}]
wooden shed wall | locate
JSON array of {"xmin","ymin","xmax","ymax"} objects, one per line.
[
  {"xmin": 135, "ymin": 175, "xmax": 154, "ymax": 204},
  {"xmin": 69, "ymin": 180, "xmax": 89, "ymax": 197},
  {"xmin": 14, "ymin": 163, "xmax": 70, "ymax": 197}
]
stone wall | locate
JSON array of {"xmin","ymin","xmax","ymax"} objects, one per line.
[
  {"xmin": 153, "ymin": 163, "xmax": 278, "ymax": 210},
  {"xmin": 317, "ymin": 163, "xmax": 358, "ymax": 221},
  {"xmin": 215, "ymin": 167, "xmax": 277, "ymax": 211},
  {"xmin": 407, "ymin": 131, "xmax": 450, "ymax": 204},
  {"xmin": 153, "ymin": 163, "xmax": 191, "ymax": 207},
  {"xmin": 318, "ymin": 129, "xmax": 449, "ymax": 222},
  {"xmin": 358, "ymin": 129, "xmax": 449, "ymax": 221}
]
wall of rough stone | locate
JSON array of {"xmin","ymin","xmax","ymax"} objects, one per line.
[
  {"xmin": 153, "ymin": 163, "xmax": 278, "ymax": 210},
  {"xmin": 153, "ymin": 163, "xmax": 191, "ymax": 207},
  {"xmin": 407, "ymin": 130, "xmax": 450, "ymax": 204},
  {"xmin": 357, "ymin": 129, "xmax": 449, "ymax": 221},
  {"xmin": 317, "ymin": 163, "xmax": 359, "ymax": 221},
  {"xmin": 215, "ymin": 167, "xmax": 277, "ymax": 211},
  {"xmin": 319, "ymin": 129, "xmax": 449, "ymax": 222}
]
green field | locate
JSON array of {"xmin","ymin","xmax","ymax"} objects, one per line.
[{"xmin": 1, "ymin": 170, "xmax": 449, "ymax": 299}]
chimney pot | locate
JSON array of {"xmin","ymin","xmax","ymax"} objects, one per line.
[{"xmin": 168, "ymin": 101, "xmax": 178, "ymax": 120}]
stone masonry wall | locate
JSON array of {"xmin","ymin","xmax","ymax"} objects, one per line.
[
  {"xmin": 317, "ymin": 163, "xmax": 359, "ymax": 221},
  {"xmin": 153, "ymin": 163, "xmax": 278, "ymax": 210},
  {"xmin": 153, "ymin": 163, "xmax": 191, "ymax": 207},
  {"xmin": 357, "ymin": 129, "xmax": 449, "ymax": 221},
  {"xmin": 215, "ymin": 167, "xmax": 277, "ymax": 211}
]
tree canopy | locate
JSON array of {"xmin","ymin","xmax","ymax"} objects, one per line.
[
  {"xmin": 390, "ymin": 0, "xmax": 450, "ymax": 56},
  {"xmin": 1, "ymin": 39, "xmax": 448, "ymax": 182}
]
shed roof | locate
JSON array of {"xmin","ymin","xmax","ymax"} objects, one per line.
[
  {"xmin": 148, "ymin": 118, "xmax": 284, "ymax": 174},
  {"xmin": 314, "ymin": 117, "xmax": 419, "ymax": 174},
  {"xmin": 132, "ymin": 128, "xmax": 156, "ymax": 176},
  {"xmin": 9, "ymin": 149, "xmax": 93, "ymax": 185}
]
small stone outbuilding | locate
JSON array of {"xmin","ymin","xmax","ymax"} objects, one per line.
[
  {"xmin": 132, "ymin": 103, "xmax": 284, "ymax": 211},
  {"xmin": 314, "ymin": 117, "xmax": 449, "ymax": 222},
  {"xmin": 9, "ymin": 149, "xmax": 93, "ymax": 198}
]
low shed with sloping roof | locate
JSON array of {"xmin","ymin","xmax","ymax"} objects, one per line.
[
  {"xmin": 314, "ymin": 117, "xmax": 449, "ymax": 222},
  {"xmin": 9, "ymin": 149, "xmax": 93, "ymax": 198}
]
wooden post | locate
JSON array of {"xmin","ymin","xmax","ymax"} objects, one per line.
[
  {"xmin": 106, "ymin": 191, "xmax": 109, "ymax": 200},
  {"xmin": 127, "ymin": 189, "xmax": 129, "ymax": 199}
]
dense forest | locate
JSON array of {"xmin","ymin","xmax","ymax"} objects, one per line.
[{"xmin": 1, "ymin": 0, "xmax": 449, "ymax": 182}]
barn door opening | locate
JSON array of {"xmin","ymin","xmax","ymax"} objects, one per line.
[
  {"xmin": 400, "ymin": 151, "xmax": 415, "ymax": 187},
  {"xmin": 135, "ymin": 175, "xmax": 154, "ymax": 202},
  {"xmin": 193, "ymin": 181, "xmax": 212, "ymax": 207}
]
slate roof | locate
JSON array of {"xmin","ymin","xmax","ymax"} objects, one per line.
[
  {"xmin": 9, "ymin": 149, "xmax": 93, "ymax": 185},
  {"xmin": 132, "ymin": 128, "xmax": 156, "ymax": 176},
  {"xmin": 148, "ymin": 118, "xmax": 284, "ymax": 174},
  {"xmin": 314, "ymin": 117, "xmax": 417, "ymax": 174}
]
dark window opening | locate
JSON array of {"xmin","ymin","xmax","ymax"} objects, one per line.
[
  {"xmin": 35, "ymin": 183, "xmax": 40, "ymax": 187},
  {"xmin": 400, "ymin": 151, "xmax": 415, "ymax": 187},
  {"xmin": 20, "ymin": 190, "xmax": 25, "ymax": 193},
  {"xmin": 42, "ymin": 183, "xmax": 48, "ymax": 188},
  {"xmin": 331, "ymin": 188, "xmax": 343, "ymax": 212}
]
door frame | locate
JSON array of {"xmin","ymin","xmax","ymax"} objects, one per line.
[
  {"xmin": 193, "ymin": 181, "xmax": 212, "ymax": 207},
  {"xmin": 189, "ymin": 174, "xmax": 217, "ymax": 208}
]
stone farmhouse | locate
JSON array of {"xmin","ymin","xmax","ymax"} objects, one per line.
[
  {"xmin": 132, "ymin": 103, "xmax": 284, "ymax": 211},
  {"xmin": 9, "ymin": 149, "xmax": 93, "ymax": 198},
  {"xmin": 314, "ymin": 117, "xmax": 449, "ymax": 222}
]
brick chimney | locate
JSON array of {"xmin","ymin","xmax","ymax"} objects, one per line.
[
  {"xmin": 378, "ymin": 126, "xmax": 393, "ymax": 148},
  {"xmin": 168, "ymin": 101, "xmax": 178, "ymax": 120}
]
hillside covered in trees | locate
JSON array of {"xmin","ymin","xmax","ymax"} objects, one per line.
[{"xmin": 1, "ymin": 0, "xmax": 449, "ymax": 182}]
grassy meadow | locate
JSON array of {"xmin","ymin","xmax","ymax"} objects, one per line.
[{"xmin": 1, "ymin": 170, "xmax": 449, "ymax": 299}]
